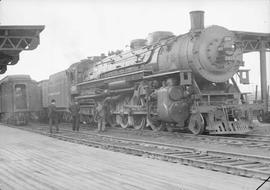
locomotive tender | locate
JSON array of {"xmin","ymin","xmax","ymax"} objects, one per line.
[
  {"xmin": 75, "ymin": 11, "xmax": 265, "ymax": 134},
  {"xmin": 38, "ymin": 58, "xmax": 96, "ymax": 123}
]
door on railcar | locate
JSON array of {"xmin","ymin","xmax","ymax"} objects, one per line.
[{"xmin": 14, "ymin": 84, "xmax": 27, "ymax": 110}]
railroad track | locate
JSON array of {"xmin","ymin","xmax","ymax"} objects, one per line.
[
  {"xmin": 73, "ymin": 123, "xmax": 270, "ymax": 149},
  {"xmin": 59, "ymin": 123, "xmax": 270, "ymax": 150},
  {"xmin": 174, "ymin": 133, "xmax": 270, "ymax": 149},
  {"xmin": 12, "ymin": 122, "xmax": 270, "ymax": 150},
  {"xmin": 111, "ymin": 127, "xmax": 270, "ymax": 150},
  {"xmin": 5, "ymin": 124, "xmax": 270, "ymax": 181}
]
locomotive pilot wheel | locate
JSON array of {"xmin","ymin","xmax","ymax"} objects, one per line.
[
  {"xmin": 188, "ymin": 113, "xmax": 205, "ymax": 135},
  {"xmin": 146, "ymin": 117, "xmax": 166, "ymax": 131},
  {"xmin": 257, "ymin": 114, "xmax": 264, "ymax": 123}
]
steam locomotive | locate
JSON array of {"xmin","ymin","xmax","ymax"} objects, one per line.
[
  {"xmin": 73, "ymin": 11, "xmax": 264, "ymax": 135},
  {"xmin": 0, "ymin": 11, "xmax": 268, "ymax": 135}
]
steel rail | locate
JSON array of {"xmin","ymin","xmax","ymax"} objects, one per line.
[
  {"xmin": 18, "ymin": 122, "xmax": 270, "ymax": 149},
  {"xmin": 68, "ymin": 125, "xmax": 270, "ymax": 149}
]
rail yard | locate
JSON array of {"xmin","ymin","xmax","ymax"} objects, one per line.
[{"xmin": 0, "ymin": 3, "xmax": 270, "ymax": 190}]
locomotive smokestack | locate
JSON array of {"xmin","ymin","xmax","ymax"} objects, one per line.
[{"xmin": 189, "ymin": 10, "xmax": 204, "ymax": 31}]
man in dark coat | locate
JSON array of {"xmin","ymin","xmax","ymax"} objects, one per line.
[
  {"xmin": 48, "ymin": 99, "xmax": 59, "ymax": 133},
  {"xmin": 69, "ymin": 100, "xmax": 80, "ymax": 131},
  {"xmin": 96, "ymin": 97, "xmax": 111, "ymax": 132}
]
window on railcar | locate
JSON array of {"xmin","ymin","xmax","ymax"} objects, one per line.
[{"xmin": 14, "ymin": 84, "xmax": 27, "ymax": 110}]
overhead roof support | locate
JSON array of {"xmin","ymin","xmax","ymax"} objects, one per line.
[
  {"xmin": 233, "ymin": 30, "xmax": 270, "ymax": 112},
  {"xmin": 260, "ymin": 42, "xmax": 268, "ymax": 111},
  {"xmin": 0, "ymin": 25, "xmax": 44, "ymax": 74},
  {"xmin": 233, "ymin": 31, "xmax": 270, "ymax": 53}
]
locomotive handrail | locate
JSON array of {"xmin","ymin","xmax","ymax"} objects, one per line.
[
  {"xmin": 199, "ymin": 92, "xmax": 250, "ymax": 96},
  {"xmin": 95, "ymin": 34, "xmax": 183, "ymax": 67},
  {"xmin": 143, "ymin": 70, "xmax": 191, "ymax": 79}
]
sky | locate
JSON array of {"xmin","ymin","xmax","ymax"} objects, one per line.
[{"xmin": 0, "ymin": 0, "xmax": 269, "ymax": 92}]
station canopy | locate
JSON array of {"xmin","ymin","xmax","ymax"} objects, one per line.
[
  {"xmin": 232, "ymin": 30, "xmax": 270, "ymax": 53},
  {"xmin": 0, "ymin": 25, "xmax": 44, "ymax": 74}
]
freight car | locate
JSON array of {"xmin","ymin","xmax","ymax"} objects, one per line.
[
  {"xmin": 75, "ymin": 11, "xmax": 268, "ymax": 135},
  {"xmin": 0, "ymin": 75, "xmax": 41, "ymax": 125}
]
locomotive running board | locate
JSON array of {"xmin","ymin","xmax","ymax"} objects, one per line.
[
  {"xmin": 75, "ymin": 87, "xmax": 134, "ymax": 100},
  {"xmin": 77, "ymin": 70, "xmax": 152, "ymax": 86}
]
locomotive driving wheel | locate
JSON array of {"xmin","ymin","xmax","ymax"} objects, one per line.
[
  {"xmin": 257, "ymin": 110, "xmax": 265, "ymax": 123},
  {"xmin": 257, "ymin": 114, "xmax": 264, "ymax": 123},
  {"xmin": 115, "ymin": 96, "xmax": 131, "ymax": 128},
  {"xmin": 116, "ymin": 114, "xmax": 129, "ymax": 128},
  {"xmin": 188, "ymin": 113, "xmax": 205, "ymax": 135},
  {"xmin": 130, "ymin": 115, "xmax": 146, "ymax": 130},
  {"xmin": 129, "ymin": 93, "xmax": 147, "ymax": 130},
  {"xmin": 146, "ymin": 99, "xmax": 165, "ymax": 131}
]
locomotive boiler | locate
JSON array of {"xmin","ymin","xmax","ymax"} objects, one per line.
[{"xmin": 76, "ymin": 11, "xmax": 264, "ymax": 135}]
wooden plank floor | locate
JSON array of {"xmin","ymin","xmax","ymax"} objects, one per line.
[{"xmin": 0, "ymin": 125, "xmax": 269, "ymax": 190}]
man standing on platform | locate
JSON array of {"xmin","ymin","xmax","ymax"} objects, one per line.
[
  {"xmin": 69, "ymin": 100, "xmax": 80, "ymax": 131},
  {"xmin": 48, "ymin": 99, "xmax": 59, "ymax": 133}
]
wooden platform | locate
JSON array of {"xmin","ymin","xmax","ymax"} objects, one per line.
[{"xmin": 0, "ymin": 125, "xmax": 269, "ymax": 190}]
